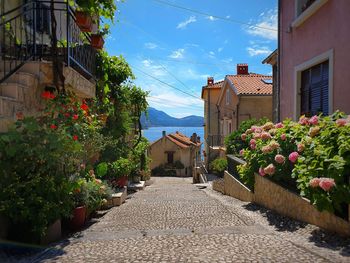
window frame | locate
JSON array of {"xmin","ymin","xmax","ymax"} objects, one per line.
[{"xmin": 293, "ymin": 49, "xmax": 333, "ymax": 120}]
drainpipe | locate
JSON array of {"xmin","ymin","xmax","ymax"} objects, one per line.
[
  {"xmin": 277, "ymin": 0, "xmax": 281, "ymax": 122},
  {"xmin": 236, "ymin": 100, "xmax": 240, "ymax": 130}
]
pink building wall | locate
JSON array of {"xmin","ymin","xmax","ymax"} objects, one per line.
[{"xmin": 280, "ymin": 0, "xmax": 350, "ymax": 119}]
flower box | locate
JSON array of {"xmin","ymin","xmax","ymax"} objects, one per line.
[
  {"xmin": 75, "ymin": 11, "xmax": 92, "ymax": 32},
  {"xmin": 91, "ymin": 34, "xmax": 104, "ymax": 50}
]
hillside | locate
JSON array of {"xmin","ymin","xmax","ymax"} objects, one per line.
[{"xmin": 141, "ymin": 107, "xmax": 204, "ymax": 128}]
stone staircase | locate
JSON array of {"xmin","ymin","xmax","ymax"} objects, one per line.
[{"xmin": 0, "ymin": 72, "xmax": 39, "ymax": 132}]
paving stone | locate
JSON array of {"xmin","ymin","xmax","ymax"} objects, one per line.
[{"xmin": 3, "ymin": 177, "xmax": 350, "ymax": 262}]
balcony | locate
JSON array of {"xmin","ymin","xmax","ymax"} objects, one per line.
[
  {"xmin": 207, "ymin": 134, "xmax": 225, "ymax": 150},
  {"xmin": 0, "ymin": 1, "xmax": 96, "ymax": 92}
]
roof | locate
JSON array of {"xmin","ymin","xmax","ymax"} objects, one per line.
[
  {"xmin": 226, "ymin": 74, "xmax": 272, "ymax": 95},
  {"xmin": 262, "ymin": 49, "xmax": 278, "ymax": 65},
  {"xmin": 201, "ymin": 80, "xmax": 224, "ymax": 99},
  {"xmin": 167, "ymin": 132, "xmax": 202, "ymax": 149}
]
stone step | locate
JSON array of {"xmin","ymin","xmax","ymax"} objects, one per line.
[
  {"xmin": 0, "ymin": 96, "xmax": 24, "ymax": 118},
  {"xmin": 4, "ymin": 72, "xmax": 38, "ymax": 88},
  {"xmin": 0, "ymin": 83, "xmax": 28, "ymax": 101}
]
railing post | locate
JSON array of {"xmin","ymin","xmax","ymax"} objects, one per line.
[{"xmin": 66, "ymin": 1, "xmax": 70, "ymax": 67}]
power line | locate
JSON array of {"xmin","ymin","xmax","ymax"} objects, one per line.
[{"xmin": 152, "ymin": 0, "xmax": 278, "ymax": 32}]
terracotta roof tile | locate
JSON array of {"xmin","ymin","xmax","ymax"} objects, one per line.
[
  {"xmin": 167, "ymin": 132, "xmax": 201, "ymax": 148},
  {"xmin": 226, "ymin": 74, "xmax": 272, "ymax": 95},
  {"xmin": 202, "ymin": 80, "xmax": 224, "ymax": 89}
]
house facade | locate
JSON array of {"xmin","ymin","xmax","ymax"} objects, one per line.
[
  {"xmin": 0, "ymin": 0, "xmax": 98, "ymax": 131},
  {"xmin": 201, "ymin": 77, "xmax": 224, "ymax": 168},
  {"xmin": 148, "ymin": 131, "xmax": 202, "ymax": 177},
  {"xmin": 279, "ymin": 0, "xmax": 350, "ymax": 120},
  {"xmin": 217, "ymin": 64, "xmax": 273, "ymax": 138}
]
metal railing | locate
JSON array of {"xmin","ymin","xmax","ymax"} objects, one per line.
[{"xmin": 0, "ymin": 1, "xmax": 96, "ymax": 84}]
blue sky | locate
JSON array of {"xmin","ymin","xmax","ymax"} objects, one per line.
[{"xmin": 105, "ymin": 0, "xmax": 277, "ymax": 118}]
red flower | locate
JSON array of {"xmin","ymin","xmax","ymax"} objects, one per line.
[
  {"xmin": 50, "ymin": 124, "xmax": 58, "ymax": 129},
  {"xmin": 73, "ymin": 114, "xmax": 79, "ymax": 120},
  {"xmin": 16, "ymin": 112, "xmax": 24, "ymax": 120},
  {"xmin": 73, "ymin": 135, "xmax": 78, "ymax": 141},
  {"xmin": 64, "ymin": 113, "xmax": 70, "ymax": 117},
  {"xmin": 41, "ymin": 91, "xmax": 55, "ymax": 100},
  {"xmin": 80, "ymin": 104, "xmax": 89, "ymax": 111}
]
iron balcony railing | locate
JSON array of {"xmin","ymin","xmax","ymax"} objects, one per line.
[{"xmin": 0, "ymin": 0, "xmax": 96, "ymax": 84}]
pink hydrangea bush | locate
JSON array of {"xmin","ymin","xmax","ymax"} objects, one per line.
[{"xmin": 237, "ymin": 111, "xmax": 350, "ymax": 214}]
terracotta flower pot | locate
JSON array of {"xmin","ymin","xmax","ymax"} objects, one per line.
[
  {"xmin": 116, "ymin": 176, "xmax": 128, "ymax": 188},
  {"xmin": 75, "ymin": 11, "xmax": 92, "ymax": 32},
  {"xmin": 69, "ymin": 206, "xmax": 86, "ymax": 230},
  {"xmin": 91, "ymin": 34, "xmax": 104, "ymax": 50}
]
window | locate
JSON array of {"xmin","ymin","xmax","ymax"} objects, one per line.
[
  {"xmin": 296, "ymin": 0, "xmax": 316, "ymax": 16},
  {"xmin": 24, "ymin": 0, "xmax": 51, "ymax": 35},
  {"xmin": 167, "ymin": 152, "xmax": 174, "ymax": 164},
  {"xmin": 225, "ymin": 89, "xmax": 230, "ymax": 105},
  {"xmin": 300, "ymin": 60, "xmax": 329, "ymax": 116}
]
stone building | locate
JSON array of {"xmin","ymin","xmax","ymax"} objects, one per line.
[
  {"xmin": 0, "ymin": 0, "xmax": 98, "ymax": 131},
  {"xmin": 148, "ymin": 131, "xmax": 202, "ymax": 177}
]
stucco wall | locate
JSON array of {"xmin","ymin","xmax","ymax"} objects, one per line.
[
  {"xmin": 280, "ymin": 0, "xmax": 350, "ymax": 119},
  {"xmin": 239, "ymin": 96, "xmax": 273, "ymax": 123}
]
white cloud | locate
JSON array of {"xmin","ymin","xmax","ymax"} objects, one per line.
[
  {"xmin": 206, "ymin": 15, "xmax": 217, "ymax": 21},
  {"xmin": 169, "ymin": 48, "xmax": 185, "ymax": 59},
  {"xmin": 177, "ymin": 16, "xmax": 197, "ymax": 29},
  {"xmin": 218, "ymin": 47, "xmax": 223, "ymax": 52},
  {"xmin": 148, "ymin": 92, "xmax": 203, "ymax": 109},
  {"xmin": 141, "ymin": 59, "xmax": 166, "ymax": 77},
  {"xmin": 245, "ymin": 8, "xmax": 277, "ymax": 40},
  {"xmin": 225, "ymin": 15, "xmax": 231, "ymax": 19},
  {"xmin": 144, "ymin": 42, "xmax": 158, "ymax": 49},
  {"xmin": 247, "ymin": 46, "xmax": 272, "ymax": 56}
]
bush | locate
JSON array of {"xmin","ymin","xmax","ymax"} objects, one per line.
[
  {"xmin": 225, "ymin": 118, "xmax": 269, "ymax": 155},
  {"xmin": 237, "ymin": 112, "xmax": 350, "ymax": 216},
  {"xmin": 210, "ymin": 158, "xmax": 228, "ymax": 177},
  {"xmin": 174, "ymin": 160, "xmax": 185, "ymax": 169},
  {"xmin": 151, "ymin": 166, "xmax": 165, "ymax": 176}
]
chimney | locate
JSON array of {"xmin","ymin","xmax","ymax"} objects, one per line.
[
  {"xmin": 237, "ymin": 63, "xmax": 248, "ymax": 75},
  {"xmin": 190, "ymin": 133, "xmax": 197, "ymax": 143},
  {"xmin": 207, "ymin": 77, "xmax": 214, "ymax": 86},
  {"xmin": 162, "ymin": 131, "xmax": 166, "ymax": 137}
]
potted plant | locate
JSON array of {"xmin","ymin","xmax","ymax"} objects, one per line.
[
  {"xmin": 75, "ymin": 11, "xmax": 93, "ymax": 32},
  {"xmin": 69, "ymin": 178, "xmax": 88, "ymax": 230},
  {"xmin": 91, "ymin": 34, "xmax": 105, "ymax": 50},
  {"xmin": 110, "ymin": 158, "xmax": 132, "ymax": 187}
]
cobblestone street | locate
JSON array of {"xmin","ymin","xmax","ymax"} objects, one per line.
[{"xmin": 11, "ymin": 177, "xmax": 350, "ymax": 262}]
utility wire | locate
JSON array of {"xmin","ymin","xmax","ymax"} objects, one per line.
[{"xmin": 152, "ymin": 0, "xmax": 278, "ymax": 32}]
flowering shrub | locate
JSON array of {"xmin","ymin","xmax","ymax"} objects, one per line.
[
  {"xmin": 237, "ymin": 112, "xmax": 350, "ymax": 215},
  {"xmin": 225, "ymin": 117, "xmax": 269, "ymax": 155},
  {"xmin": 210, "ymin": 158, "xmax": 228, "ymax": 177}
]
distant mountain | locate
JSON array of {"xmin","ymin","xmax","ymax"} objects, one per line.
[{"xmin": 141, "ymin": 107, "xmax": 204, "ymax": 128}]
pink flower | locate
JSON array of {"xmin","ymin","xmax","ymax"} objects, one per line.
[
  {"xmin": 255, "ymin": 127, "xmax": 263, "ymax": 133},
  {"xmin": 246, "ymin": 128, "xmax": 253, "ymax": 134},
  {"xmin": 319, "ymin": 178, "xmax": 336, "ymax": 192},
  {"xmin": 288, "ymin": 152, "xmax": 299, "ymax": 163},
  {"xmin": 253, "ymin": 133, "xmax": 262, "ymax": 139},
  {"xmin": 250, "ymin": 143, "xmax": 256, "ymax": 150},
  {"xmin": 262, "ymin": 145, "xmax": 272, "ymax": 154},
  {"xmin": 261, "ymin": 132, "xmax": 272, "ymax": 140},
  {"xmin": 274, "ymin": 154, "xmax": 286, "ymax": 164},
  {"xmin": 299, "ymin": 116, "xmax": 309, "ymax": 125},
  {"xmin": 280, "ymin": 133, "xmax": 287, "ymax": 141},
  {"xmin": 336, "ymin": 119, "xmax": 347, "ymax": 127},
  {"xmin": 250, "ymin": 139, "xmax": 256, "ymax": 145},
  {"xmin": 239, "ymin": 149, "xmax": 245, "ymax": 156},
  {"xmin": 251, "ymin": 126, "xmax": 258, "ymax": 132},
  {"xmin": 309, "ymin": 178, "xmax": 321, "ymax": 188},
  {"xmin": 269, "ymin": 141, "xmax": 280, "ymax": 150},
  {"xmin": 297, "ymin": 143, "xmax": 305, "ymax": 153},
  {"xmin": 259, "ymin": 167, "xmax": 266, "ymax": 176},
  {"xmin": 241, "ymin": 133, "xmax": 247, "ymax": 141},
  {"xmin": 264, "ymin": 164, "xmax": 276, "ymax": 176},
  {"xmin": 309, "ymin": 115, "xmax": 319, "ymax": 125},
  {"xmin": 275, "ymin": 122, "xmax": 284, "ymax": 129}
]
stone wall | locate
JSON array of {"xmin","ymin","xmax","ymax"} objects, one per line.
[
  {"xmin": 224, "ymin": 171, "xmax": 254, "ymax": 202},
  {"xmin": 254, "ymin": 174, "xmax": 350, "ymax": 237},
  {"xmin": 212, "ymin": 178, "xmax": 225, "ymax": 194},
  {"xmin": 220, "ymin": 170, "xmax": 350, "ymax": 236}
]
